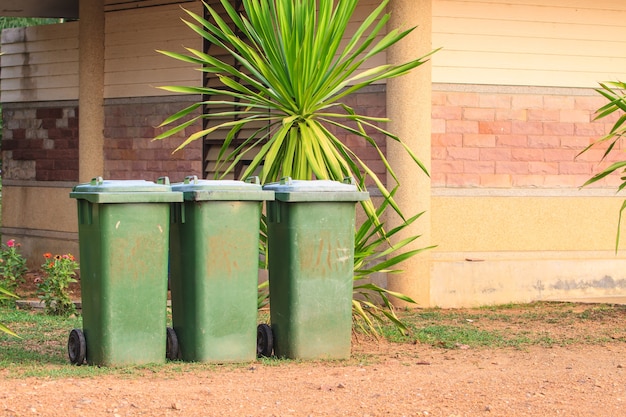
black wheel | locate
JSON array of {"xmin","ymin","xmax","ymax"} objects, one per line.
[
  {"xmin": 68, "ymin": 328, "xmax": 86, "ymax": 365},
  {"xmin": 257, "ymin": 323, "xmax": 273, "ymax": 357},
  {"xmin": 166, "ymin": 327, "xmax": 180, "ymax": 360}
]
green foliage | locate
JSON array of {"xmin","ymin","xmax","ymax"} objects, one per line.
[
  {"xmin": 0, "ymin": 239, "xmax": 28, "ymax": 304},
  {"xmin": 352, "ymin": 185, "xmax": 436, "ymax": 335},
  {"xmin": 0, "ymin": 286, "xmax": 19, "ymax": 337},
  {"xmin": 37, "ymin": 253, "xmax": 78, "ymax": 317},
  {"xmin": 578, "ymin": 81, "xmax": 626, "ymax": 249},
  {"xmin": 0, "ymin": 17, "xmax": 60, "ymax": 29},
  {"xmin": 156, "ymin": 0, "xmax": 436, "ymax": 221},
  {"xmin": 157, "ymin": 0, "xmax": 437, "ymax": 335}
]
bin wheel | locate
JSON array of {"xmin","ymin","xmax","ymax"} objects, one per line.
[
  {"xmin": 257, "ymin": 324, "xmax": 273, "ymax": 357},
  {"xmin": 166, "ymin": 327, "xmax": 180, "ymax": 360},
  {"xmin": 68, "ymin": 328, "xmax": 86, "ymax": 366}
]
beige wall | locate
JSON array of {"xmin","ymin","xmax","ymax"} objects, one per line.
[
  {"xmin": 4, "ymin": 0, "xmax": 626, "ymax": 102},
  {"xmin": 432, "ymin": 0, "xmax": 626, "ymax": 87},
  {"xmin": 104, "ymin": 2, "xmax": 201, "ymax": 98},
  {"xmin": 0, "ymin": 23, "xmax": 79, "ymax": 102},
  {"xmin": 0, "ymin": 3, "xmax": 201, "ymax": 103},
  {"xmin": 1, "ymin": 183, "xmax": 78, "ymax": 268}
]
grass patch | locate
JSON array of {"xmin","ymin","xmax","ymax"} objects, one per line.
[
  {"xmin": 3, "ymin": 301, "xmax": 626, "ymax": 378},
  {"xmin": 376, "ymin": 301, "xmax": 626, "ymax": 350}
]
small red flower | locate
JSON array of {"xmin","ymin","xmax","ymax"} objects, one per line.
[
  {"xmin": 43, "ymin": 253, "xmax": 52, "ymax": 259},
  {"xmin": 6, "ymin": 239, "xmax": 15, "ymax": 248}
]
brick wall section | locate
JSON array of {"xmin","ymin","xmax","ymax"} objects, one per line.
[
  {"xmin": 432, "ymin": 90, "xmax": 622, "ymax": 188},
  {"xmin": 328, "ymin": 84, "xmax": 388, "ymax": 185},
  {"xmin": 4, "ymin": 87, "xmax": 616, "ymax": 189},
  {"xmin": 104, "ymin": 99, "xmax": 202, "ymax": 182},
  {"xmin": 2, "ymin": 105, "xmax": 79, "ymax": 181}
]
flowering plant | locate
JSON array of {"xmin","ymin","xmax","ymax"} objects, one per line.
[
  {"xmin": 0, "ymin": 239, "xmax": 28, "ymax": 305},
  {"xmin": 37, "ymin": 253, "xmax": 78, "ymax": 316}
]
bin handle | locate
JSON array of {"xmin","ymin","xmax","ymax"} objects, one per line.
[
  {"xmin": 90, "ymin": 177, "xmax": 104, "ymax": 186},
  {"xmin": 343, "ymin": 177, "xmax": 355, "ymax": 185},
  {"xmin": 183, "ymin": 175, "xmax": 198, "ymax": 185},
  {"xmin": 245, "ymin": 176, "xmax": 260, "ymax": 185},
  {"xmin": 279, "ymin": 176, "xmax": 293, "ymax": 185},
  {"xmin": 157, "ymin": 176, "xmax": 171, "ymax": 185}
]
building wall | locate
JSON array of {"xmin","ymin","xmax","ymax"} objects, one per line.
[
  {"xmin": 0, "ymin": 23, "xmax": 79, "ymax": 102},
  {"xmin": 425, "ymin": 0, "xmax": 626, "ymax": 306},
  {"xmin": 2, "ymin": 102, "xmax": 79, "ymax": 182},
  {"xmin": 432, "ymin": 0, "xmax": 626, "ymax": 88},
  {"xmin": 2, "ymin": 0, "xmax": 626, "ymax": 304},
  {"xmin": 104, "ymin": 96, "xmax": 202, "ymax": 181},
  {"xmin": 431, "ymin": 85, "xmax": 621, "ymax": 189}
]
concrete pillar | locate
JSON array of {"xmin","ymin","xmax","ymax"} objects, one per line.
[
  {"xmin": 78, "ymin": 0, "xmax": 105, "ymax": 182},
  {"xmin": 386, "ymin": 0, "xmax": 433, "ymax": 307}
]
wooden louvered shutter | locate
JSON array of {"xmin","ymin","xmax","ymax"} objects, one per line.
[{"xmin": 202, "ymin": 0, "xmax": 267, "ymax": 180}]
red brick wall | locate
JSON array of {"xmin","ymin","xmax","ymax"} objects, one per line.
[
  {"xmin": 431, "ymin": 89, "xmax": 622, "ymax": 188},
  {"xmin": 2, "ymin": 104, "xmax": 79, "ymax": 181},
  {"xmin": 327, "ymin": 84, "xmax": 388, "ymax": 185},
  {"xmin": 4, "ymin": 87, "xmax": 616, "ymax": 189},
  {"xmin": 104, "ymin": 98, "xmax": 202, "ymax": 182}
]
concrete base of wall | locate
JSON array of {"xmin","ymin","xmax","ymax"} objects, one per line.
[
  {"xmin": 431, "ymin": 251, "xmax": 626, "ymax": 308},
  {"xmin": 1, "ymin": 181, "xmax": 78, "ymax": 268},
  {"xmin": 1, "ymin": 228, "xmax": 79, "ymax": 269}
]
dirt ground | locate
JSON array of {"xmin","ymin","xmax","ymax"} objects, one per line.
[
  {"xmin": 2, "ymin": 342, "xmax": 626, "ymax": 416},
  {"xmin": 3, "ymin": 275, "xmax": 626, "ymax": 416}
]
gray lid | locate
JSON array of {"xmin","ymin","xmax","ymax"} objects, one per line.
[
  {"xmin": 70, "ymin": 177, "xmax": 183, "ymax": 203},
  {"xmin": 172, "ymin": 176, "xmax": 274, "ymax": 201},
  {"xmin": 262, "ymin": 177, "xmax": 369, "ymax": 202}
]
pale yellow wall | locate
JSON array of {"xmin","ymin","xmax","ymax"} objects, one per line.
[
  {"xmin": 432, "ymin": 192, "xmax": 625, "ymax": 252},
  {"xmin": 429, "ymin": 191, "xmax": 626, "ymax": 307},
  {"xmin": 432, "ymin": 0, "xmax": 626, "ymax": 88}
]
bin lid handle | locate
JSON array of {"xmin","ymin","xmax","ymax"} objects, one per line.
[
  {"xmin": 157, "ymin": 176, "xmax": 171, "ymax": 185},
  {"xmin": 245, "ymin": 176, "xmax": 260, "ymax": 185},
  {"xmin": 183, "ymin": 175, "xmax": 198, "ymax": 185},
  {"xmin": 90, "ymin": 177, "xmax": 104, "ymax": 186}
]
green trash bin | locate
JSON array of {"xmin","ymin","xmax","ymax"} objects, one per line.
[
  {"xmin": 68, "ymin": 177, "xmax": 182, "ymax": 366},
  {"xmin": 263, "ymin": 177, "xmax": 369, "ymax": 360},
  {"xmin": 169, "ymin": 176, "xmax": 274, "ymax": 362}
]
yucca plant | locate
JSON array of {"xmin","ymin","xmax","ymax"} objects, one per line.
[
  {"xmin": 579, "ymin": 81, "xmax": 626, "ymax": 249},
  {"xmin": 0, "ymin": 285, "xmax": 19, "ymax": 337},
  {"xmin": 352, "ymin": 185, "xmax": 436, "ymax": 335},
  {"xmin": 156, "ymin": 0, "xmax": 437, "ymax": 334}
]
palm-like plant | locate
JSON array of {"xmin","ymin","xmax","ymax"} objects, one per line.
[
  {"xmin": 157, "ymin": 0, "xmax": 434, "ymax": 218},
  {"xmin": 579, "ymin": 81, "xmax": 626, "ymax": 249},
  {"xmin": 156, "ymin": 0, "xmax": 437, "ymax": 334},
  {"xmin": 0, "ymin": 286, "xmax": 19, "ymax": 337}
]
